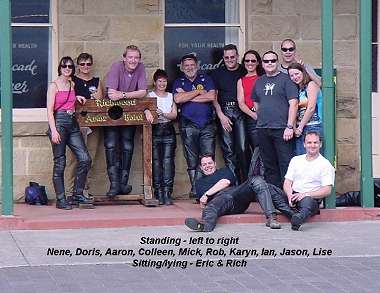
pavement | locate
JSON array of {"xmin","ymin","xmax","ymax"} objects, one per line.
[{"xmin": 1, "ymin": 220, "xmax": 380, "ymax": 293}]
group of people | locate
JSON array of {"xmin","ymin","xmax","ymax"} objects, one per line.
[{"xmin": 46, "ymin": 39, "xmax": 334, "ymax": 231}]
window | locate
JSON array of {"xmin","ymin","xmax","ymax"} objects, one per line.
[
  {"xmin": 0, "ymin": 0, "xmax": 57, "ymax": 121},
  {"xmin": 164, "ymin": 0, "xmax": 244, "ymax": 86}
]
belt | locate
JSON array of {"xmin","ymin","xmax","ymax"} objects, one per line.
[
  {"xmin": 55, "ymin": 109, "xmax": 75, "ymax": 116},
  {"xmin": 222, "ymin": 101, "xmax": 237, "ymax": 107}
]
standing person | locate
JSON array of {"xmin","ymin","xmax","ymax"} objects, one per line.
[
  {"xmin": 237, "ymin": 50, "xmax": 264, "ymax": 151},
  {"xmin": 184, "ymin": 152, "xmax": 288, "ymax": 232},
  {"xmin": 211, "ymin": 44, "xmax": 248, "ymax": 184},
  {"xmin": 279, "ymin": 38, "xmax": 321, "ymax": 87},
  {"xmin": 288, "ymin": 63, "xmax": 323, "ymax": 155},
  {"xmin": 46, "ymin": 56, "xmax": 92, "ymax": 209},
  {"xmin": 173, "ymin": 54, "xmax": 216, "ymax": 199},
  {"xmin": 104, "ymin": 45, "xmax": 147, "ymax": 197},
  {"xmin": 66, "ymin": 53, "xmax": 103, "ymax": 198},
  {"xmin": 284, "ymin": 131, "xmax": 335, "ymax": 230},
  {"xmin": 251, "ymin": 51, "xmax": 299, "ymax": 188},
  {"xmin": 144, "ymin": 69, "xmax": 177, "ymax": 205}
]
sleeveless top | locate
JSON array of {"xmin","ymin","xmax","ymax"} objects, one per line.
[
  {"xmin": 297, "ymin": 84, "xmax": 323, "ymax": 126},
  {"xmin": 73, "ymin": 76, "xmax": 100, "ymax": 99},
  {"xmin": 241, "ymin": 75, "xmax": 259, "ymax": 109},
  {"xmin": 54, "ymin": 83, "xmax": 76, "ymax": 111},
  {"xmin": 148, "ymin": 91, "xmax": 173, "ymax": 123}
]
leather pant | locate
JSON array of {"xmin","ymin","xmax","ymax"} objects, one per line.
[
  {"xmin": 152, "ymin": 122, "xmax": 176, "ymax": 193},
  {"xmin": 49, "ymin": 112, "xmax": 92, "ymax": 198},
  {"xmin": 180, "ymin": 117, "xmax": 216, "ymax": 193},
  {"xmin": 244, "ymin": 115, "xmax": 259, "ymax": 151},
  {"xmin": 218, "ymin": 107, "xmax": 249, "ymax": 184},
  {"xmin": 104, "ymin": 125, "xmax": 136, "ymax": 188}
]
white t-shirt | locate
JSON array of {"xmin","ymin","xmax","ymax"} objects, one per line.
[
  {"xmin": 147, "ymin": 91, "xmax": 174, "ymax": 123},
  {"xmin": 285, "ymin": 154, "xmax": 335, "ymax": 193}
]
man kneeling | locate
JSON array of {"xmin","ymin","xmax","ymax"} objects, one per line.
[{"xmin": 184, "ymin": 153, "xmax": 291, "ymax": 232}]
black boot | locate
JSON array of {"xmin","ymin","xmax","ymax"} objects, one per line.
[
  {"xmin": 163, "ymin": 187, "xmax": 173, "ymax": 205},
  {"xmin": 56, "ymin": 193, "xmax": 72, "ymax": 210},
  {"xmin": 155, "ymin": 188, "xmax": 165, "ymax": 205},
  {"xmin": 120, "ymin": 150, "xmax": 133, "ymax": 194},
  {"xmin": 105, "ymin": 149, "xmax": 121, "ymax": 197},
  {"xmin": 187, "ymin": 169, "xmax": 196, "ymax": 198}
]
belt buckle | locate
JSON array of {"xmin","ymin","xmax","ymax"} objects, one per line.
[{"xmin": 66, "ymin": 109, "xmax": 74, "ymax": 116}]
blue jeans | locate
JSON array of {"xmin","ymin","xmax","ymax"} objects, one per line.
[{"xmin": 295, "ymin": 124, "xmax": 323, "ymax": 155}]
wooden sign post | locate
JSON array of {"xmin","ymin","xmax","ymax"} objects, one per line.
[{"xmin": 76, "ymin": 97, "xmax": 158, "ymax": 206}]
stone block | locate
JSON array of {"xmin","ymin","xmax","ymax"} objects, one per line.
[
  {"xmin": 272, "ymin": 0, "xmax": 297, "ymax": 15},
  {"xmin": 28, "ymin": 149, "xmax": 53, "ymax": 175},
  {"xmin": 336, "ymin": 96, "xmax": 358, "ymax": 119},
  {"xmin": 14, "ymin": 122, "xmax": 48, "ymax": 136},
  {"xmin": 61, "ymin": 42, "xmax": 85, "ymax": 61},
  {"xmin": 14, "ymin": 149, "xmax": 27, "ymax": 176},
  {"xmin": 139, "ymin": 42, "xmax": 160, "ymax": 68},
  {"xmin": 109, "ymin": 16, "xmax": 162, "ymax": 42},
  {"xmin": 60, "ymin": 0, "xmax": 84, "ymax": 15},
  {"xmin": 84, "ymin": 0, "xmax": 132, "ymax": 15},
  {"xmin": 249, "ymin": 15, "xmax": 299, "ymax": 42},
  {"xmin": 135, "ymin": 0, "xmax": 162, "ymax": 15},
  {"xmin": 290, "ymin": 42, "xmax": 321, "ymax": 67},
  {"xmin": 247, "ymin": 42, "xmax": 273, "ymax": 55},
  {"xmin": 19, "ymin": 136, "xmax": 51, "ymax": 148},
  {"xmin": 62, "ymin": 16, "xmax": 109, "ymax": 41},
  {"xmin": 334, "ymin": 0, "xmax": 358, "ymax": 15},
  {"xmin": 300, "ymin": 15, "xmax": 320, "ymax": 40},
  {"xmin": 334, "ymin": 41, "xmax": 358, "ymax": 67},
  {"xmin": 334, "ymin": 15, "xmax": 357, "ymax": 40},
  {"xmin": 336, "ymin": 67, "xmax": 358, "ymax": 96},
  {"xmin": 248, "ymin": 0, "xmax": 272, "ymax": 15},
  {"xmin": 337, "ymin": 144, "xmax": 358, "ymax": 169},
  {"xmin": 336, "ymin": 118, "xmax": 359, "ymax": 144},
  {"xmin": 295, "ymin": 0, "xmax": 321, "ymax": 15},
  {"xmin": 335, "ymin": 165, "xmax": 360, "ymax": 194}
]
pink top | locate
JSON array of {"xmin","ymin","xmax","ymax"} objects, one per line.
[{"xmin": 54, "ymin": 90, "xmax": 76, "ymax": 111}]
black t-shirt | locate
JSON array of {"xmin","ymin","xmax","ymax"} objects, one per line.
[
  {"xmin": 251, "ymin": 72, "xmax": 298, "ymax": 128},
  {"xmin": 195, "ymin": 167, "xmax": 236, "ymax": 199},
  {"xmin": 73, "ymin": 76, "xmax": 100, "ymax": 99},
  {"xmin": 211, "ymin": 65, "xmax": 244, "ymax": 104}
]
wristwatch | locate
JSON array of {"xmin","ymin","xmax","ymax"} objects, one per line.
[{"xmin": 286, "ymin": 124, "xmax": 294, "ymax": 129}]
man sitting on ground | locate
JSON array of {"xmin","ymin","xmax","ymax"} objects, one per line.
[{"xmin": 184, "ymin": 151, "xmax": 293, "ymax": 232}]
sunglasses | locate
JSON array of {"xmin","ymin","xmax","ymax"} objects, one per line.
[
  {"xmin": 281, "ymin": 47, "xmax": 295, "ymax": 52},
  {"xmin": 262, "ymin": 59, "xmax": 277, "ymax": 64},
  {"xmin": 224, "ymin": 56, "xmax": 236, "ymax": 60},
  {"xmin": 79, "ymin": 62, "xmax": 93, "ymax": 66},
  {"xmin": 61, "ymin": 64, "xmax": 73, "ymax": 69},
  {"xmin": 244, "ymin": 59, "xmax": 257, "ymax": 63}
]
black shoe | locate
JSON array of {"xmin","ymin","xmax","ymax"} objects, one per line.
[
  {"xmin": 56, "ymin": 198, "xmax": 72, "ymax": 210},
  {"xmin": 106, "ymin": 182, "xmax": 121, "ymax": 198},
  {"xmin": 185, "ymin": 218, "xmax": 204, "ymax": 232},
  {"xmin": 71, "ymin": 194, "xmax": 93, "ymax": 205},
  {"xmin": 121, "ymin": 184, "xmax": 132, "ymax": 195},
  {"xmin": 291, "ymin": 213, "xmax": 303, "ymax": 231}
]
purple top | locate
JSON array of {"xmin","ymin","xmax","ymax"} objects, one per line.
[{"xmin": 105, "ymin": 61, "xmax": 147, "ymax": 92}]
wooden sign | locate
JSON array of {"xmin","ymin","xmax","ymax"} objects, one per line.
[
  {"xmin": 76, "ymin": 97, "xmax": 157, "ymax": 127},
  {"xmin": 75, "ymin": 97, "xmax": 158, "ymax": 206}
]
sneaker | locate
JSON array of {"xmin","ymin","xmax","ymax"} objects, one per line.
[
  {"xmin": 266, "ymin": 217, "xmax": 281, "ymax": 229},
  {"xmin": 185, "ymin": 218, "xmax": 204, "ymax": 232},
  {"xmin": 291, "ymin": 213, "xmax": 304, "ymax": 231}
]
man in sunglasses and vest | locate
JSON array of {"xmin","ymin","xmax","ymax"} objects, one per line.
[
  {"xmin": 279, "ymin": 38, "xmax": 321, "ymax": 87},
  {"xmin": 251, "ymin": 50, "xmax": 298, "ymax": 189}
]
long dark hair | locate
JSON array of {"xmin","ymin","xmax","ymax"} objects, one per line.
[
  {"xmin": 241, "ymin": 50, "xmax": 264, "ymax": 76},
  {"xmin": 57, "ymin": 56, "xmax": 75, "ymax": 78}
]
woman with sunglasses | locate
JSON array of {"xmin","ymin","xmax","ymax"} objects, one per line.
[
  {"xmin": 46, "ymin": 56, "xmax": 92, "ymax": 210},
  {"xmin": 237, "ymin": 50, "xmax": 264, "ymax": 152},
  {"xmin": 287, "ymin": 62, "xmax": 323, "ymax": 155},
  {"xmin": 65, "ymin": 53, "xmax": 103, "ymax": 198},
  {"xmin": 144, "ymin": 69, "xmax": 177, "ymax": 205}
]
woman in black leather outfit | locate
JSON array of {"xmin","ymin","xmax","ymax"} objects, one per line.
[
  {"xmin": 145, "ymin": 69, "xmax": 177, "ymax": 205},
  {"xmin": 46, "ymin": 56, "xmax": 92, "ymax": 209}
]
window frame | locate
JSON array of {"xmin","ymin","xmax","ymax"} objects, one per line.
[{"xmin": 10, "ymin": 0, "xmax": 58, "ymax": 122}]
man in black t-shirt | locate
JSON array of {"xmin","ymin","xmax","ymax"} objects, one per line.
[
  {"xmin": 251, "ymin": 50, "xmax": 298, "ymax": 188},
  {"xmin": 211, "ymin": 44, "xmax": 249, "ymax": 184},
  {"xmin": 185, "ymin": 152, "xmax": 286, "ymax": 232}
]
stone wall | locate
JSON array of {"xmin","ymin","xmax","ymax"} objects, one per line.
[{"xmin": 247, "ymin": 0, "xmax": 360, "ymax": 193}]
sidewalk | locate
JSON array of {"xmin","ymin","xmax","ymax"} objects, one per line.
[{"xmin": 0, "ymin": 200, "xmax": 379, "ymax": 230}]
